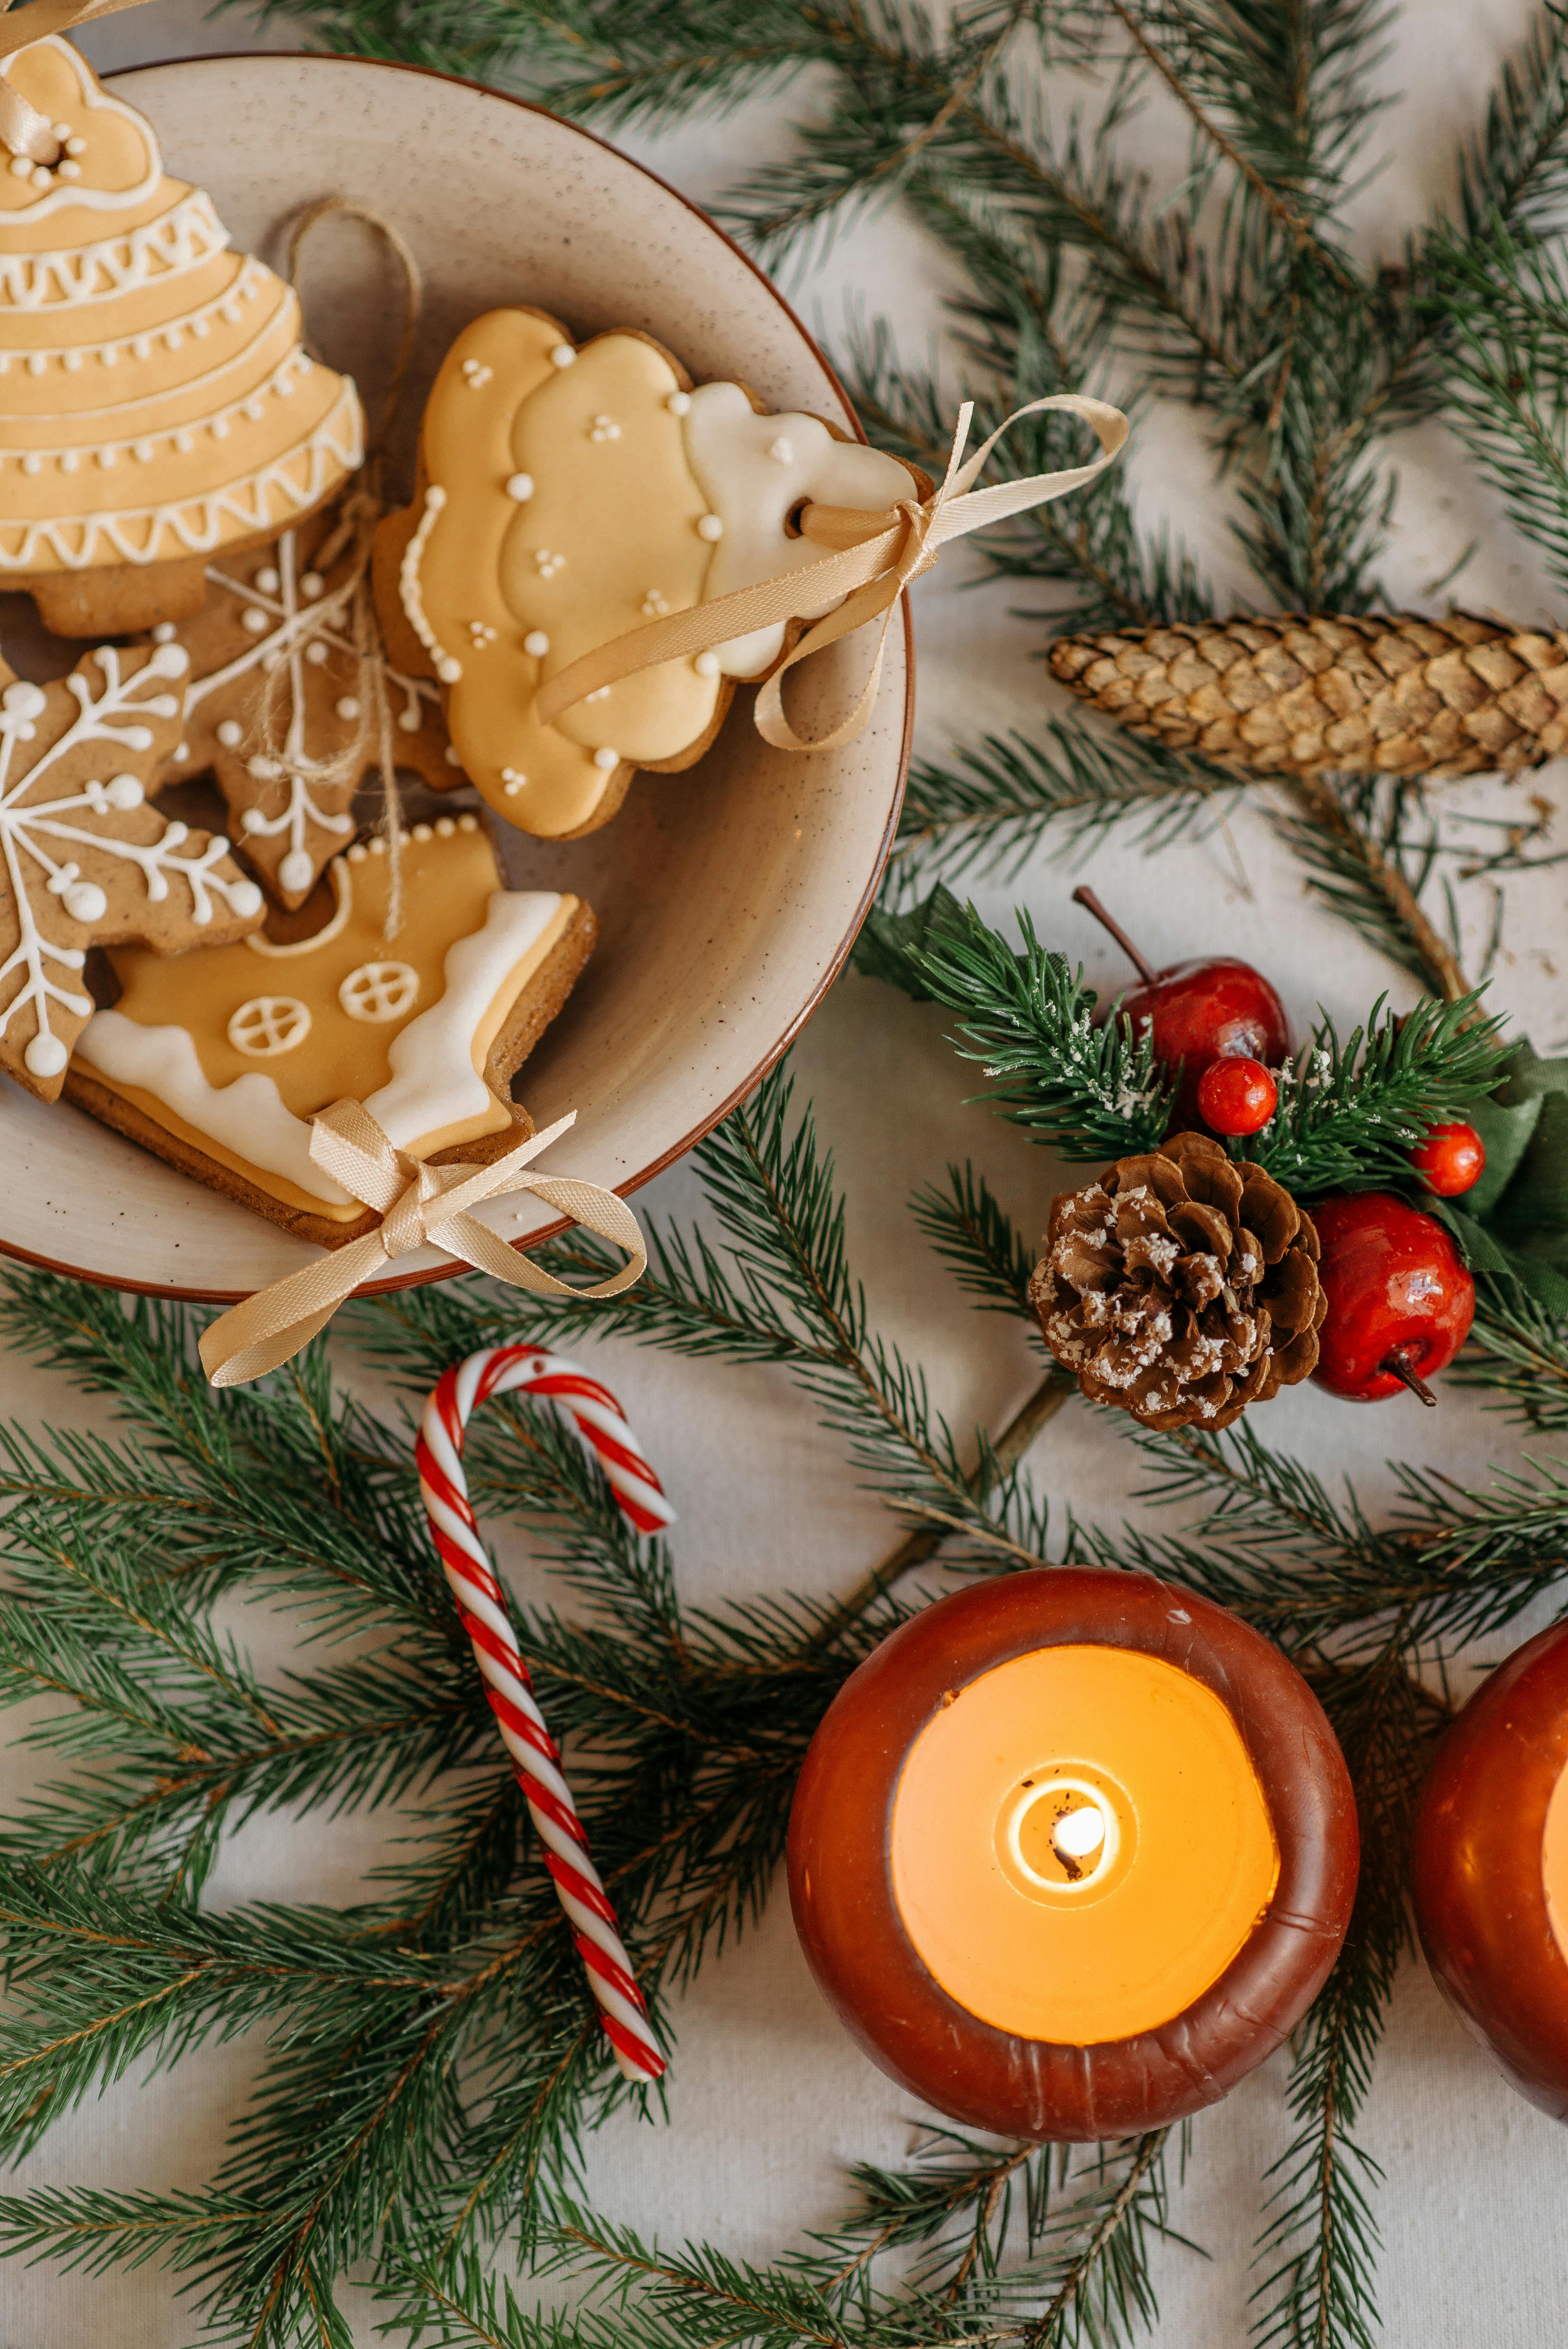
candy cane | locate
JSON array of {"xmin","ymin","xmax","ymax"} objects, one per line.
[{"xmin": 416, "ymin": 1347, "xmax": 672, "ymax": 2083}]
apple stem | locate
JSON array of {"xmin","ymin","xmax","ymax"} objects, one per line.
[
  {"xmin": 1071, "ymin": 886, "xmax": 1161, "ymax": 986},
  {"xmin": 1384, "ymin": 1351, "xmax": 1437, "ymax": 1408}
]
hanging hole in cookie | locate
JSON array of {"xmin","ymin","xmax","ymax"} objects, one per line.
[{"xmin": 783, "ymin": 499, "xmax": 810, "ymax": 539}]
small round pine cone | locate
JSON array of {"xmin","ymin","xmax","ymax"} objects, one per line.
[{"xmin": 1028, "ymin": 1132, "xmax": 1326, "ymax": 1431}]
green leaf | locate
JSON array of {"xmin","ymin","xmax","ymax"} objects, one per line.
[{"xmin": 848, "ymin": 884, "xmax": 968, "ymax": 1001}]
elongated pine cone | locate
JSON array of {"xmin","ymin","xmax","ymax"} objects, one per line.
[
  {"xmin": 1048, "ymin": 613, "xmax": 1568, "ymax": 779},
  {"xmin": 1029, "ymin": 1133, "xmax": 1325, "ymax": 1431}
]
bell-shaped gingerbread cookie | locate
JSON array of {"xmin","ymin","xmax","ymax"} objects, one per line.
[
  {"xmin": 0, "ymin": 36, "xmax": 363, "ymax": 638},
  {"xmin": 372, "ymin": 310, "xmax": 924, "ymax": 837}
]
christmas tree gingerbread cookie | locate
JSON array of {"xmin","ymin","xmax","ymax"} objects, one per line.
[
  {"xmin": 67, "ymin": 815, "xmax": 596, "ymax": 1247},
  {"xmin": 167, "ymin": 501, "xmax": 458, "ymax": 909},
  {"xmin": 0, "ymin": 35, "xmax": 363, "ymax": 638},
  {"xmin": 0, "ymin": 639, "xmax": 264, "ymax": 1101},
  {"xmin": 372, "ymin": 310, "xmax": 925, "ymax": 837}
]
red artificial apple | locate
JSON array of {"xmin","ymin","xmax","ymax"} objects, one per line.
[
  {"xmin": 1411, "ymin": 1119, "xmax": 1486, "ymax": 1198},
  {"xmin": 1073, "ymin": 887, "xmax": 1289, "ymax": 1130},
  {"xmin": 1311, "ymin": 1191, "xmax": 1475, "ymax": 1405}
]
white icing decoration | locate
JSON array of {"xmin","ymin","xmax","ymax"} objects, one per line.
[
  {"xmin": 523, "ymin": 630, "xmax": 549, "ymax": 658},
  {"xmin": 768, "ymin": 437, "xmax": 794, "ymax": 464},
  {"xmin": 77, "ymin": 880, "xmax": 567, "ymax": 1201},
  {"xmin": 228, "ymin": 995, "xmax": 311, "ymax": 1055},
  {"xmin": 0, "ymin": 648, "xmax": 260, "ymax": 1074},
  {"xmin": 0, "ymin": 37, "xmax": 162, "ymax": 224},
  {"xmin": 549, "ymin": 344, "xmax": 575, "ymax": 369},
  {"xmin": 4, "ymin": 256, "xmax": 267, "ymax": 373},
  {"xmin": 399, "ymin": 485, "xmax": 461, "ymax": 683},
  {"xmin": 0, "ymin": 185, "xmax": 228, "ymax": 313},
  {"xmin": 189, "ymin": 526, "xmax": 437, "ymax": 897},
  {"xmin": 640, "ymin": 588, "xmax": 668, "ymax": 617},
  {"xmin": 666, "ymin": 391, "xmax": 691, "ymax": 417},
  {"xmin": 693, "ymin": 651, "xmax": 719, "ymax": 678},
  {"xmin": 696, "ymin": 513, "xmax": 723, "ymax": 542},
  {"xmin": 0, "ymin": 326, "xmax": 315, "ymax": 467},
  {"xmin": 592, "ymin": 748, "xmax": 618, "ymax": 770},
  {"xmin": 244, "ymin": 858, "xmax": 353, "ymax": 956},
  {"xmin": 339, "ymin": 961, "xmax": 419, "ymax": 1023},
  {"xmin": 506, "ymin": 473, "xmax": 534, "ymax": 501},
  {"xmin": 0, "ymin": 378, "xmax": 363, "ymax": 572},
  {"xmin": 680, "ymin": 380, "xmax": 917, "ymax": 677},
  {"xmin": 588, "ymin": 413, "xmax": 621, "ymax": 443}
]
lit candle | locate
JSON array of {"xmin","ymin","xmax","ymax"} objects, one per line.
[
  {"xmin": 788, "ymin": 1568, "xmax": 1359, "ymax": 2140},
  {"xmin": 1412, "ymin": 1621, "xmax": 1568, "ymax": 2117}
]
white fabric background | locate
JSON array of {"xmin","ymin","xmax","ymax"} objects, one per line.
[{"xmin": 1, "ymin": 4, "xmax": 1566, "ymax": 2339}]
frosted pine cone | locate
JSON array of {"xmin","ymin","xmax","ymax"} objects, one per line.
[
  {"xmin": 1029, "ymin": 1133, "xmax": 1325, "ymax": 1431},
  {"xmin": 1048, "ymin": 613, "xmax": 1568, "ymax": 779}
]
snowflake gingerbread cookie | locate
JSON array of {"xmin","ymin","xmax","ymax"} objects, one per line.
[
  {"xmin": 372, "ymin": 310, "xmax": 925, "ymax": 837},
  {"xmin": 167, "ymin": 502, "xmax": 457, "ymax": 908},
  {"xmin": 0, "ymin": 640, "xmax": 265, "ymax": 1101},
  {"xmin": 0, "ymin": 35, "xmax": 362, "ymax": 638},
  {"xmin": 68, "ymin": 814, "xmax": 596, "ymax": 1246}
]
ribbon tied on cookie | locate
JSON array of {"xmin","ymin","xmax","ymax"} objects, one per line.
[
  {"xmin": 198, "ymin": 1102, "xmax": 647, "ymax": 1388},
  {"xmin": 532, "ymin": 393, "xmax": 1130, "ymax": 754}
]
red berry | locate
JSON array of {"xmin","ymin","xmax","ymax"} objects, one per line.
[
  {"xmin": 1411, "ymin": 1120, "xmax": 1486, "ymax": 1197},
  {"xmin": 1197, "ymin": 1055, "xmax": 1278, "ymax": 1137},
  {"xmin": 1311, "ymin": 1192, "xmax": 1475, "ymax": 1404}
]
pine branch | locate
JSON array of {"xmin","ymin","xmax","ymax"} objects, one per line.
[
  {"xmin": 891, "ymin": 721, "xmax": 1238, "ymax": 889},
  {"xmin": 1251, "ymin": 1650, "xmax": 1437, "ymax": 2349},
  {"xmin": 863, "ymin": 897, "xmax": 1174, "ymax": 1158},
  {"xmin": 1245, "ymin": 990, "xmax": 1507, "ymax": 1196},
  {"xmin": 1455, "ymin": 1279, "xmax": 1568, "ymax": 1431}
]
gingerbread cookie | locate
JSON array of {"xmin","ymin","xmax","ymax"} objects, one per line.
[
  {"xmin": 67, "ymin": 814, "xmax": 595, "ymax": 1247},
  {"xmin": 0, "ymin": 35, "xmax": 363, "ymax": 638},
  {"xmin": 372, "ymin": 310, "xmax": 923, "ymax": 836},
  {"xmin": 0, "ymin": 639, "xmax": 264, "ymax": 1101},
  {"xmin": 166, "ymin": 501, "xmax": 456, "ymax": 908}
]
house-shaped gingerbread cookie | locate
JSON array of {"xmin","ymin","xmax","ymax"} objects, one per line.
[{"xmin": 66, "ymin": 816, "xmax": 595, "ymax": 1247}]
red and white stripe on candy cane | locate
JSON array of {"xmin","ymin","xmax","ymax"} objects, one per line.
[{"xmin": 416, "ymin": 1346, "xmax": 671, "ymax": 2083}]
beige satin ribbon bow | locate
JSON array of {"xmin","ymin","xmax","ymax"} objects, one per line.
[
  {"xmin": 198, "ymin": 1100, "xmax": 648, "ymax": 1389},
  {"xmin": 534, "ymin": 392, "xmax": 1129, "ymax": 754},
  {"xmin": 0, "ymin": 0, "xmax": 153, "ymax": 161}
]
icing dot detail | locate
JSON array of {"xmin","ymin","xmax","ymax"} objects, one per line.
[
  {"xmin": 549, "ymin": 344, "xmax": 576, "ymax": 369},
  {"xmin": 255, "ymin": 566, "xmax": 280, "ymax": 593},
  {"xmin": 301, "ymin": 573, "xmax": 324, "ymax": 599},
  {"xmin": 278, "ymin": 849, "xmax": 314, "ymax": 896},
  {"xmin": 694, "ymin": 651, "xmax": 720, "ymax": 678},
  {"xmin": 335, "ymin": 697, "xmax": 360, "ymax": 721},
  {"xmin": 151, "ymin": 622, "xmax": 177, "ymax": 643},
  {"xmin": 216, "ymin": 720, "xmax": 243, "ymax": 749},
  {"xmin": 458, "ymin": 812, "xmax": 478, "ymax": 830},
  {"xmin": 435, "ymin": 816, "xmax": 456, "ymax": 837},
  {"xmin": 461, "ymin": 357, "xmax": 494, "ymax": 389},
  {"xmin": 523, "ymin": 631, "xmax": 550, "ymax": 658},
  {"xmin": 104, "ymin": 774, "xmax": 144, "ymax": 811},
  {"xmin": 697, "ymin": 514, "xmax": 724, "ymax": 542},
  {"xmin": 24, "ymin": 1033, "xmax": 68, "ymax": 1079},
  {"xmin": 229, "ymin": 996, "xmax": 312, "ymax": 1056},
  {"xmin": 501, "ymin": 766, "xmax": 527, "ymax": 795},
  {"xmin": 589, "ymin": 413, "xmax": 622, "ymax": 443},
  {"xmin": 306, "ymin": 642, "xmax": 329, "ymax": 666},
  {"xmin": 242, "ymin": 609, "xmax": 269, "ymax": 635},
  {"xmin": 593, "ymin": 748, "xmax": 619, "ymax": 771},
  {"xmin": 506, "ymin": 473, "xmax": 534, "ymax": 501},
  {"xmin": 769, "ymin": 436, "xmax": 794, "ymax": 464},
  {"xmin": 666, "ymin": 390, "xmax": 691, "ymax": 416},
  {"xmin": 641, "ymin": 589, "xmax": 669, "ymax": 617},
  {"xmin": 412, "ymin": 822, "xmax": 433, "ymax": 842}
]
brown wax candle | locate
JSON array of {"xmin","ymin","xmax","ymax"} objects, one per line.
[
  {"xmin": 1412, "ymin": 1621, "xmax": 1568, "ymax": 2117},
  {"xmin": 788, "ymin": 1568, "xmax": 1358, "ymax": 2140}
]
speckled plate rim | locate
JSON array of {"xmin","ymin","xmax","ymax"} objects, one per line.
[{"xmin": 0, "ymin": 50, "xmax": 915, "ymax": 1307}]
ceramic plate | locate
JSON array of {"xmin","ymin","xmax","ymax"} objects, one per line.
[{"xmin": 1, "ymin": 52, "xmax": 912, "ymax": 1299}]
